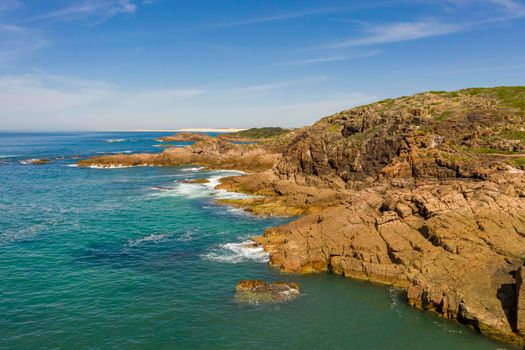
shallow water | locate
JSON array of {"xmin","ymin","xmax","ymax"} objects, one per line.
[{"xmin": 0, "ymin": 132, "xmax": 508, "ymax": 349}]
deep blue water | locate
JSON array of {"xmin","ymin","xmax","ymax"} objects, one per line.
[{"xmin": 0, "ymin": 132, "xmax": 507, "ymax": 349}]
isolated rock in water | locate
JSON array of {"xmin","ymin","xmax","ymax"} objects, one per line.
[
  {"xmin": 19, "ymin": 158, "xmax": 51, "ymax": 165},
  {"xmin": 235, "ymin": 280, "xmax": 300, "ymax": 304}
]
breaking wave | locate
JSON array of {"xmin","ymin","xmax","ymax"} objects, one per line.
[
  {"xmin": 202, "ymin": 240, "xmax": 268, "ymax": 263},
  {"xmin": 150, "ymin": 170, "xmax": 256, "ymax": 200}
]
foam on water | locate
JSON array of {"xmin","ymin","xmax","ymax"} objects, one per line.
[
  {"xmin": 150, "ymin": 170, "xmax": 257, "ymax": 200},
  {"xmin": 106, "ymin": 139, "xmax": 127, "ymax": 143},
  {"xmin": 127, "ymin": 233, "xmax": 168, "ymax": 247},
  {"xmin": 180, "ymin": 166, "xmax": 205, "ymax": 172},
  {"xmin": 203, "ymin": 240, "xmax": 269, "ymax": 263},
  {"xmin": 19, "ymin": 159, "xmax": 46, "ymax": 165},
  {"xmin": 96, "ymin": 150, "xmax": 133, "ymax": 154}
]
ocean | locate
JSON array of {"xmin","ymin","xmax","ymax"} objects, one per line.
[{"xmin": 0, "ymin": 132, "xmax": 505, "ymax": 349}]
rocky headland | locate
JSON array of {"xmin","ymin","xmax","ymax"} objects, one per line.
[
  {"xmin": 78, "ymin": 87, "xmax": 525, "ymax": 347},
  {"xmin": 218, "ymin": 127, "xmax": 291, "ymax": 142},
  {"xmin": 156, "ymin": 133, "xmax": 215, "ymax": 142}
]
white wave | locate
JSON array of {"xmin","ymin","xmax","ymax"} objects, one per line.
[
  {"xmin": 0, "ymin": 155, "xmax": 18, "ymax": 158},
  {"xmin": 96, "ymin": 150, "xmax": 133, "ymax": 154},
  {"xmin": 66, "ymin": 164, "xmax": 78, "ymax": 167},
  {"xmin": 88, "ymin": 164, "xmax": 159, "ymax": 169},
  {"xmin": 89, "ymin": 164, "xmax": 134, "ymax": 169},
  {"xmin": 152, "ymin": 182, "xmax": 210, "ymax": 198},
  {"xmin": 150, "ymin": 170, "xmax": 259, "ymax": 202},
  {"xmin": 19, "ymin": 159, "xmax": 48, "ymax": 165},
  {"xmin": 106, "ymin": 139, "xmax": 126, "ymax": 143},
  {"xmin": 180, "ymin": 166, "xmax": 205, "ymax": 172},
  {"xmin": 203, "ymin": 240, "xmax": 268, "ymax": 263},
  {"xmin": 127, "ymin": 233, "xmax": 167, "ymax": 247}
]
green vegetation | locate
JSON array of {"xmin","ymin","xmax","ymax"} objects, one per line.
[
  {"xmin": 512, "ymin": 158, "xmax": 525, "ymax": 168},
  {"xmin": 467, "ymin": 147, "xmax": 518, "ymax": 155},
  {"xmin": 459, "ymin": 86, "xmax": 525, "ymax": 114},
  {"xmin": 436, "ymin": 110, "xmax": 453, "ymax": 121},
  {"xmin": 501, "ymin": 131, "xmax": 525, "ymax": 140},
  {"xmin": 228, "ymin": 127, "xmax": 289, "ymax": 139},
  {"xmin": 327, "ymin": 124, "xmax": 341, "ymax": 133}
]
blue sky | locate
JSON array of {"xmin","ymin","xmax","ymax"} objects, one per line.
[{"xmin": 0, "ymin": 0, "xmax": 524, "ymax": 130}]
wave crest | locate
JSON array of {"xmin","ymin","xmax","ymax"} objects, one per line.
[{"xmin": 203, "ymin": 240, "xmax": 268, "ymax": 263}]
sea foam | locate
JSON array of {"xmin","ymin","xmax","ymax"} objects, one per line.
[
  {"xmin": 106, "ymin": 139, "xmax": 126, "ymax": 143},
  {"xmin": 127, "ymin": 233, "xmax": 167, "ymax": 247},
  {"xmin": 150, "ymin": 170, "xmax": 256, "ymax": 200},
  {"xmin": 203, "ymin": 240, "xmax": 269, "ymax": 263}
]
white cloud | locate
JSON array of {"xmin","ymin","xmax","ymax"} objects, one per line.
[
  {"xmin": 0, "ymin": 25, "xmax": 48, "ymax": 64},
  {"xmin": 270, "ymin": 50, "xmax": 381, "ymax": 66},
  {"xmin": 325, "ymin": 21, "xmax": 463, "ymax": 48},
  {"xmin": 317, "ymin": 0, "xmax": 525, "ymax": 49},
  {"xmin": 21, "ymin": 0, "xmax": 136, "ymax": 23},
  {"xmin": 0, "ymin": 73, "xmax": 346, "ymax": 130}
]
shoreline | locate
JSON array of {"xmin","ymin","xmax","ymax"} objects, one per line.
[
  {"xmin": 99, "ymin": 128, "xmax": 249, "ymax": 133},
  {"xmin": 75, "ymin": 87, "xmax": 525, "ymax": 348}
]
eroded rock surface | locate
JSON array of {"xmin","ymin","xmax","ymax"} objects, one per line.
[
  {"xmin": 78, "ymin": 87, "xmax": 525, "ymax": 346},
  {"xmin": 235, "ymin": 280, "xmax": 300, "ymax": 304}
]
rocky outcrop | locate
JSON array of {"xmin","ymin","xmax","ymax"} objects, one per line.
[
  {"xmin": 78, "ymin": 86, "xmax": 525, "ymax": 346},
  {"xmin": 20, "ymin": 158, "xmax": 52, "ymax": 165},
  {"xmin": 235, "ymin": 280, "xmax": 300, "ymax": 304},
  {"xmin": 78, "ymin": 138, "xmax": 280, "ymax": 172},
  {"xmin": 156, "ymin": 133, "xmax": 214, "ymax": 142},
  {"xmin": 253, "ymin": 176, "xmax": 525, "ymax": 344}
]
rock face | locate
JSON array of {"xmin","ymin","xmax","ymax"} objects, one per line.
[
  {"xmin": 78, "ymin": 86, "xmax": 525, "ymax": 346},
  {"xmin": 248, "ymin": 87, "xmax": 525, "ymax": 346},
  {"xmin": 518, "ymin": 266, "xmax": 525, "ymax": 334},
  {"xmin": 235, "ymin": 280, "xmax": 300, "ymax": 304},
  {"xmin": 78, "ymin": 138, "xmax": 281, "ymax": 172}
]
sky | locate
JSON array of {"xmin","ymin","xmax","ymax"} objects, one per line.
[{"xmin": 0, "ymin": 0, "xmax": 524, "ymax": 131}]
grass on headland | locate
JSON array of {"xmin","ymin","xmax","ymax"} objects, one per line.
[{"xmin": 512, "ymin": 158, "xmax": 525, "ymax": 168}]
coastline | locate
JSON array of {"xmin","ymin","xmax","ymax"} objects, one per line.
[
  {"xmin": 100, "ymin": 128, "xmax": 248, "ymax": 133},
  {"xmin": 76, "ymin": 87, "xmax": 525, "ymax": 348}
]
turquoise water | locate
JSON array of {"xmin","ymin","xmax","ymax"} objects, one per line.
[{"xmin": 0, "ymin": 132, "xmax": 507, "ymax": 349}]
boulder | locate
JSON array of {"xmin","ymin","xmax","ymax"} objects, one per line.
[{"xmin": 235, "ymin": 280, "xmax": 300, "ymax": 304}]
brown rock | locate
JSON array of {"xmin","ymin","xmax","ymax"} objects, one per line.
[
  {"xmin": 235, "ymin": 280, "xmax": 300, "ymax": 304},
  {"xmin": 517, "ymin": 266, "xmax": 525, "ymax": 334}
]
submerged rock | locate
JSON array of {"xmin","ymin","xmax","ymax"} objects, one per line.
[
  {"xmin": 19, "ymin": 158, "xmax": 51, "ymax": 165},
  {"xmin": 235, "ymin": 280, "xmax": 300, "ymax": 304},
  {"xmin": 183, "ymin": 178, "xmax": 210, "ymax": 184}
]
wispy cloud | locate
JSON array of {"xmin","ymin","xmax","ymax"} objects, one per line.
[
  {"xmin": 319, "ymin": 0, "xmax": 525, "ymax": 48},
  {"xmin": 270, "ymin": 50, "xmax": 381, "ymax": 66},
  {"xmin": 20, "ymin": 0, "xmax": 136, "ymax": 23},
  {"xmin": 200, "ymin": 7, "xmax": 342, "ymax": 29},
  {"xmin": 325, "ymin": 21, "xmax": 463, "ymax": 48},
  {"xmin": 0, "ymin": 25, "xmax": 48, "ymax": 64},
  {"xmin": 0, "ymin": 72, "xmax": 334, "ymax": 130},
  {"xmin": 215, "ymin": 76, "xmax": 327, "ymax": 94},
  {"xmin": 0, "ymin": 0, "xmax": 21, "ymax": 13}
]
